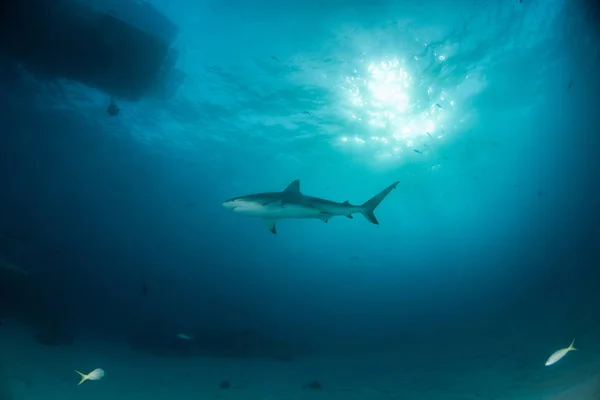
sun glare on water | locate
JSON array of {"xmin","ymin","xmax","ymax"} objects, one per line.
[{"xmin": 339, "ymin": 56, "xmax": 455, "ymax": 163}]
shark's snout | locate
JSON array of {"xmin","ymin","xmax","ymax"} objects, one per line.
[
  {"xmin": 222, "ymin": 199, "xmax": 237, "ymax": 211},
  {"xmin": 222, "ymin": 197, "xmax": 266, "ymax": 215}
]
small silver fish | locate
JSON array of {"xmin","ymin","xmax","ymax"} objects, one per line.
[
  {"xmin": 177, "ymin": 333, "xmax": 193, "ymax": 340},
  {"xmin": 0, "ymin": 260, "xmax": 28, "ymax": 275},
  {"xmin": 545, "ymin": 338, "xmax": 576, "ymax": 366},
  {"xmin": 75, "ymin": 368, "xmax": 105, "ymax": 385}
]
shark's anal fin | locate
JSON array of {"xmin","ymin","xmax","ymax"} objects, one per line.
[
  {"xmin": 263, "ymin": 219, "xmax": 277, "ymax": 234},
  {"xmin": 283, "ymin": 180, "xmax": 301, "ymax": 194},
  {"xmin": 346, "ymin": 215, "xmax": 353, "ymax": 219}
]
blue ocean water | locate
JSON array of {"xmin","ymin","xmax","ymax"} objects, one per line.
[{"xmin": 1, "ymin": 0, "xmax": 600, "ymax": 399}]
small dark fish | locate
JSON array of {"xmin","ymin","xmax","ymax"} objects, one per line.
[
  {"xmin": 303, "ymin": 381, "xmax": 322, "ymax": 390},
  {"xmin": 435, "ymin": 103, "xmax": 443, "ymax": 108},
  {"xmin": 413, "ymin": 149, "xmax": 423, "ymax": 154},
  {"xmin": 107, "ymin": 99, "xmax": 119, "ymax": 116},
  {"xmin": 302, "ymin": 111, "xmax": 313, "ymax": 117},
  {"xmin": 427, "ymin": 132, "xmax": 432, "ymax": 139},
  {"xmin": 567, "ymin": 80, "xmax": 573, "ymax": 90},
  {"xmin": 0, "ymin": 231, "xmax": 30, "ymax": 244},
  {"xmin": 220, "ymin": 381, "xmax": 231, "ymax": 389},
  {"xmin": 270, "ymin": 55, "xmax": 280, "ymax": 62},
  {"xmin": 423, "ymin": 143, "xmax": 429, "ymax": 148}
]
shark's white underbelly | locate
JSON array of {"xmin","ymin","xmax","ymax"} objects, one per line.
[{"xmin": 235, "ymin": 204, "xmax": 323, "ymax": 219}]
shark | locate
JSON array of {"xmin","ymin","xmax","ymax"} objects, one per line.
[{"xmin": 222, "ymin": 180, "xmax": 399, "ymax": 234}]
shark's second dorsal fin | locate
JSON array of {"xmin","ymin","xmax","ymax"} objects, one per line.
[{"xmin": 284, "ymin": 179, "xmax": 301, "ymax": 194}]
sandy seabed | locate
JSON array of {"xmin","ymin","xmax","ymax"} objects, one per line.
[{"xmin": 1, "ymin": 322, "xmax": 599, "ymax": 400}]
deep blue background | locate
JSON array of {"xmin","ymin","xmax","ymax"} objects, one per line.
[{"xmin": 1, "ymin": 0, "xmax": 599, "ymax": 373}]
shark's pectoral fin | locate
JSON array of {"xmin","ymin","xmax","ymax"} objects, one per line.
[
  {"xmin": 263, "ymin": 219, "xmax": 277, "ymax": 234},
  {"xmin": 318, "ymin": 213, "xmax": 334, "ymax": 223}
]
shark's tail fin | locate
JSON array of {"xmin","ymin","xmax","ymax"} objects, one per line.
[{"xmin": 360, "ymin": 182, "xmax": 399, "ymax": 224}]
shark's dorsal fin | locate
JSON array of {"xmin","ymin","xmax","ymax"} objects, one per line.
[
  {"xmin": 343, "ymin": 200, "xmax": 350, "ymax": 205},
  {"xmin": 283, "ymin": 180, "xmax": 301, "ymax": 194}
]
